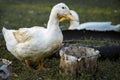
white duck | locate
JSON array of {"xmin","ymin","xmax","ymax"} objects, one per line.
[
  {"xmin": 2, "ymin": 3, "xmax": 75, "ymax": 70},
  {"xmin": 68, "ymin": 10, "xmax": 120, "ymax": 31}
]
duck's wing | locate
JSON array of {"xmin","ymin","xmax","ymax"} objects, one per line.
[
  {"xmin": 13, "ymin": 27, "xmax": 46, "ymax": 43},
  {"xmin": 13, "ymin": 27, "xmax": 43, "ymax": 43},
  {"xmin": 13, "ymin": 28, "xmax": 32, "ymax": 43}
]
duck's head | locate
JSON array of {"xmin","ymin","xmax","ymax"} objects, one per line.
[
  {"xmin": 69, "ymin": 10, "xmax": 80, "ymax": 29},
  {"xmin": 51, "ymin": 3, "xmax": 76, "ymax": 22},
  {"xmin": 70, "ymin": 10, "xmax": 79, "ymax": 22}
]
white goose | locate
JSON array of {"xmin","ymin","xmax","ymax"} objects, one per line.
[
  {"xmin": 2, "ymin": 3, "xmax": 75, "ymax": 70},
  {"xmin": 68, "ymin": 10, "xmax": 120, "ymax": 31}
]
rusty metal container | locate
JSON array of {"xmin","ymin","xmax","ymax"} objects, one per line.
[{"xmin": 59, "ymin": 45, "xmax": 100, "ymax": 76}]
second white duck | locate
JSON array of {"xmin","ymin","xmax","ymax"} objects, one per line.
[{"xmin": 68, "ymin": 10, "xmax": 120, "ymax": 32}]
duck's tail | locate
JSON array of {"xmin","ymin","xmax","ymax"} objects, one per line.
[
  {"xmin": 2, "ymin": 27, "xmax": 7, "ymax": 34},
  {"xmin": 2, "ymin": 27, "xmax": 9, "ymax": 41},
  {"xmin": 2, "ymin": 27, "xmax": 17, "ymax": 53},
  {"xmin": 114, "ymin": 24, "xmax": 120, "ymax": 31}
]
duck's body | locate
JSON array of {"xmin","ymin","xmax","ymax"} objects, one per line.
[
  {"xmin": 69, "ymin": 10, "xmax": 120, "ymax": 32},
  {"xmin": 3, "ymin": 27, "xmax": 62, "ymax": 61},
  {"xmin": 2, "ymin": 3, "xmax": 75, "ymax": 70}
]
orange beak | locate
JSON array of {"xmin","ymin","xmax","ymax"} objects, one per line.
[{"xmin": 59, "ymin": 13, "xmax": 76, "ymax": 22}]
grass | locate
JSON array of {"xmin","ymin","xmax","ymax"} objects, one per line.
[
  {"xmin": 0, "ymin": 0, "xmax": 120, "ymax": 80},
  {"xmin": 0, "ymin": 0, "xmax": 120, "ymax": 29}
]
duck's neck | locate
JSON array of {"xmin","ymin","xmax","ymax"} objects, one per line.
[
  {"xmin": 46, "ymin": 10, "xmax": 63, "ymax": 44},
  {"xmin": 69, "ymin": 20, "xmax": 80, "ymax": 29},
  {"xmin": 47, "ymin": 10, "xmax": 60, "ymax": 31}
]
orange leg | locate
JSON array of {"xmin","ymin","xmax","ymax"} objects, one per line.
[
  {"xmin": 25, "ymin": 59, "xmax": 30, "ymax": 68},
  {"xmin": 37, "ymin": 59, "xmax": 45, "ymax": 71}
]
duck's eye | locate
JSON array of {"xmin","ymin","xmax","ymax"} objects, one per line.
[{"xmin": 62, "ymin": 7, "xmax": 65, "ymax": 9}]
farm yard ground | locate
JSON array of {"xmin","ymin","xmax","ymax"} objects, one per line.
[{"xmin": 0, "ymin": 0, "xmax": 120, "ymax": 80}]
